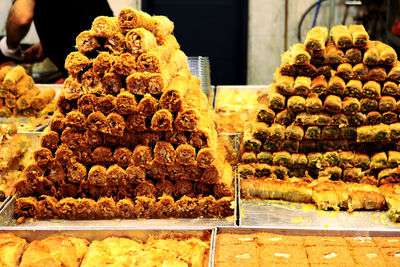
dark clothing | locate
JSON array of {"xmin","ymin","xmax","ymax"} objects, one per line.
[{"xmin": 33, "ymin": 0, "xmax": 113, "ymax": 75}]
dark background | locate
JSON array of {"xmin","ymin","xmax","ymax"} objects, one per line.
[{"xmin": 142, "ymin": 0, "xmax": 248, "ymax": 85}]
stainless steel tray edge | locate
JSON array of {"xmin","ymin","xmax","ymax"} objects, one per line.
[
  {"xmin": 0, "ymin": 196, "xmax": 12, "ymax": 214},
  {"xmin": 209, "ymin": 227, "xmax": 217, "ymax": 267}
]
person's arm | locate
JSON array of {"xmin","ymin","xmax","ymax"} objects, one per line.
[{"xmin": 6, "ymin": 0, "xmax": 35, "ymax": 50}]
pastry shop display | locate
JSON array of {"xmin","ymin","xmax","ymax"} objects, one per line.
[
  {"xmin": 214, "ymin": 231, "xmax": 400, "ymax": 267},
  {"xmin": 0, "ymin": 232, "xmax": 209, "ymax": 267},
  {"xmin": 13, "ymin": 8, "xmax": 234, "ymax": 222},
  {"xmin": 239, "ymin": 24, "xmax": 400, "ymax": 223}
]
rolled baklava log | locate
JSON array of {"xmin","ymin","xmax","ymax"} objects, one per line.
[
  {"xmin": 150, "ymin": 109, "xmax": 173, "ymax": 131},
  {"xmin": 115, "ymin": 198, "xmax": 135, "ymax": 218},
  {"xmin": 0, "ymin": 65, "xmax": 12, "ymax": 83},
  {"xmin": 363, "ymin": 41, "xmax": 379, "ymax": 65},
  {"xmin": 175, "ymin": 196, "xmax": 199, "ymax": 218},
  {"xmin": 275, "ymin": 73, "xmax": 295, "ymax": 95},
  {"xmin": 322, "ymin": 125, "xmax": 340, "ymax": 139},
  {"xmin": 275, "ymin": 109, "xmax": 295, "ymax": 124},
  {"xmin": 66, "ymin": 161, "xmax": 87, "ymax": 184},
  {"xmin": 76, "ymin": 95, "xmax": 96, "ymax": 118},
  {"xmin": 330, "ymin": 25, "xmax": 352, "ymax": 48},
  {"xmin": 106, "ymin": 164, "xmax": 127, "ymax": 186},
  {"xmin": 345, "ymin": 48, "xmax": 362, "ymax": 63},
  {"xmin": 360, "ymin": 98, "xmax": 378, "ymax": 113},
  {"xmin": 326, "ymin": 40, "xmax": 345, "ymax": 64},
  {"xmin": 284, "ymin": 124, "xmax": 304, "ymax": 141},
  {"xmin": 152, "ymin": 195, "xmax": 175, "ymax": 218},
  {"xmin": 287, "ymin": 95, "xmax": 305, "ymax": 112},
  {"xmin": 373, "ymin": 40, "xmax": 398, "ymax": 64},
  {"xmin": 132, "ymin": 145, "xmax": 153, "ymax": 168},
  {"xmin": 125, "ymin": 111, "xmax": 147, "ymax": 132},
  {"xmin": 126, "ymin": 72, "xmax": 148, "ymax": 95},
  {"xmin": 60, "ymin": 127, "xmax": 84, "ymax": 150},
  {"xmin": 112, "ymin": 52, "xmax": 136, "ymax": 76},
  {"xmin": 118, "ymin": 7, "xmax": 152, "ymax": 32},
  {"xmin": 92, "ymin": 146, "xmax": 113, "ymax": 166},
  {"xmin": 342, "ymin": 97, "xmax": 360, "ymax": 115},
  {"xmin": 290, "ymin": 43, "xmax": 310, "ymax": 65},
  {"xmin": 268, "ymin": 89, "xmax": 286, "ymax": 111},
  {"xmin": 40, "ymin": 129, "xmax": 59, "ymax": 151},
  {"xmin": 279, "ymin": 50, "xmax": 296, "ymax": 76},
  {"xmin": 30, "ymin": 89, "xmax": 55, "ymax": 111},
  {"xmin": 390, "ymin": 122, "xmax": 400, "ymax": 139},
  {"xmin": 174, "ymin": 144, "xmax": 196, "ymax": 165},
  {"xmin": 331, "ymin": 113, "xmax": 348, "ymax": 127},
  {"xmin": 64, "ymin": 52, "xmax": 91, "ymax": 78},
  {"xmin": 174, "ymin": 108, "xmax": 200, "ymax": 131},
  {"xmin": 16, "ymin": 86, "xmax": 39, "ymax": 110},
  {"xmin": 33, "ymin": 147, "xmax": 54, "ymax": 168},
  {"xmin": 267, "ymin": 123, "xmax": 285, "ymax": 140},
  {"xmin": 76, "ymin": 198, "xmax": 97, "ymax": 219},
  {"xmin": 81, "ymin": 68, "xmax": 102, "ymax": 94},
  {"xmin": 3, "ymin": 65, "xmax": 25, "ymax": 90},
  {"xmin": 324, "ymin": 95, "xmax": 342, "ymax": 113},
  {"xmin": 65, "ymin": 111, "xmax": 86, "ymax": 131},
  {"xmin": 87, "ymin": 165, "xmax": 107, "ymax": 186},
  {"xmin": 327, "ymin": 75, "xmax": 345, "ymax": 95},
  {"xmin": 379, "ymin": 96, "xmax": 397, "ymax": 112},
  {"xmin": 106, "ymin": 112, "xmax": 126, "ymax": 137},
  {"xmin": 86, "ymin": 111, "xmax": 107, "ymax": 133},
  {"xmin": 251, "ymin": 122, "xmax": 269, "ymax": 139},
  {"xmin": 363, "ymin": 81, "xmax": 381, "ymax": 99},
  {"xmin": 382, "ymin": 111, "xmax": 398, "ymax": 124},
  {"xmin": 15, "ymin": 197, "xmax": 38, "ymax": 219},
  {"xmin": 159, "ymin": 73, "xmax": 189, "ymax": 111},
  {"xmin": 348, "ymin": 190, "xmax": 386, "ymax": 212},
  {"xmin": 166, "ymin": 163, "xmax": 188, "ymax": 180},
  {"xmin": 388, "ymin": 150, "xmax": 400, "ymax": 168},
  {"xmin": 337, "ymin": 63, "xmax": 354, "ymax": 80},
  {"xmin": 136, "ymin": 51, "xmax": 164, "ymax": 73},
  {"xmin": 125, "ymin": 28, "xmax": 157, "ymax": 56},
  {"xmin": 37, "ymin": 195, "xmax": 59, "ymax": 219},
  {"xmin": 241, "ymin": 152, "xmax": 256, "ymax": 164},
  {"xmin": 150, "ymin": 15, "xmax": 174, "ymax": 37},
  {"xmin": 310, "ymin": 75, "xmax": 328, "ymax": 95},
  {"xmin": 12, "ymin": 74, "xmax": 34, "ymax": 97},
  {"xmin": 368, "ymin": 66, "xmax": 387, "ymax": 81},
  {"xmin": 91, "ymin": 15, "xmax": 121, "ymax": 37},
  {"xmin": 103, "ymin": 31, "xmax": 126, "ymax": 55},
  {"xmin": 135, "ymin": 196, "xmax": 156, "ymax": 218},
  {"xmin": 57, "ymin": 93, "xmax": 77, "ymax": 115},
  {"xmin": 137, "ymin": 94, "xmax": 158, "ymax": 117},
  {"xmin": 84, "ymin": 130, "xmax": 103, "ymax": 147},
  {"xmin": 305, "ymin": 26, "xmax": 328, "ymax": 50},
  {"xmin": 157, "ymin": 33, "xmax": 180, "ymax": 59},
  {"xmin": 114, "ymin": 91, "xmax": 137, "ymax": 115},
  {"xmin": 112, "ymin": 147, "xmax": 131, "ymax": 168},
  {"xmin": 55, "ymin": 197, "xmax": 78, "ymax": 219},
  {"xmin": 388, "ymin": 61, "xmax": 400, "ymax": 81},
  {"xmin": 293, "ymin": 76, "xmax": 311, "ymax": 95},
  {"xmin": 96, "ymin": 197, "xmax": 118, "ymax": 219},
  {"xmin": 102, "ymin": 72, "xmax": 123, "ymax": 95},
  {"xmin": 197, "ymin": 148, "xmax": 216, "ymax": 168},
  {"xmin": 366, "ymin": 111, "xmax": 382, "ymax": 125},
  {"xmin": 347, "ymin": 24, "xmax": 369, "ymax": 47},
  {"xmin": 75, "ymin": 30, "xmax": 100, "ymax": 54},
  {"xmin": 256, "ymin": 106, "xmax": 275, "ymax": 124},
  {"xmin": 382, "ymin": 81, "xmax": 398, "ymax": 95}
]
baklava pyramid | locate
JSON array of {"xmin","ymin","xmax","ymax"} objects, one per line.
[
  {"xmin": 14, "ymin": 8, "xmax": 234, "ymax": 221},
  {"xmin": 240, "ymin": 25, "xmax": 400, "ymax": 219}
]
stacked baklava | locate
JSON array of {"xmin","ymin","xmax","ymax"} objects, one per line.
[
  {"xmin": 14, "ymin": 8, "xmax": 234, "ymax": 221},
  {"xmin": 240, "ymin": 25, "xmax": 400, "ymax": 219},
  {"xmin": 0, "ymin": 65, "xmax": 56, "ymax": 118}
]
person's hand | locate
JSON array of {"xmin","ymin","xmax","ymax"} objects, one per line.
[{"xmin": 22, "ymin": 42, "xmax": 45, "ymax": 63}]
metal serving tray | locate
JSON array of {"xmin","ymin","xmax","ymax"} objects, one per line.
[
  {"xmin": 0, "ymin": 195, "xmax": 237, "ymax": 228},
  {"xmin": 238, "ymin": 173, "xmax": 400, "ymax": 230},
  {"xmin": 0, "ymin": 227, "xmax": 215, "ymax": 267}
]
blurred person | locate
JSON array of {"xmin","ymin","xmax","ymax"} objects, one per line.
[{"xmin": 0, "ymin": 0, "xmax": 113, "ymax": 75}]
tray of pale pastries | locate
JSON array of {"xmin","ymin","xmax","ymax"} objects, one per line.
[
  {"xmin": 0, "ymin": 228, "xmax": 213, "ymax": 267},
  {"xmin": 238, "ymin": 24, "xmax": 400, "ymax": 226},
  {"xmin": 0, "ymin": 65, "xmax": 61, "ymax": 132},
  {"xmin": 214, "ymin": 227, "xmax": 400, "ymax": 267}
]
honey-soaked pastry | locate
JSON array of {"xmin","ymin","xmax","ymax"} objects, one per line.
[
  {"xmin": 305, "ymin": 26, "xmax": 328, "ymax": 50},
  {"xmin": 125, "ymin": 111, "xmax": 147, "ymax": 132},
  {"xmin": 3, "ymin": 65, "xmax": 26, "ymax": 90},
  {"xmin": 324, "ymin": 95, "xmax": 342, "ymax": 113},
  {"xmin": 137, "ymin": 94, "xmax": 158, "ymax": 116},
  {"xmin": 382, "ymin": 110, "xmax": 398, "ymax": 124},
  {"xmin": 106, "ymin": 112, "xmax": 125, "ymax": 137},
  {"xmin": 322, "ymin": 125, "xmax": 340, "ymax": 139},
  {"xmin": 92, "ymin": 146, "xmax": 113, "ymax": 166},
  {"xmin": 382, "ymin": 81, "xmax": 399, "ymax": 95},
  {"xmin": 91, "ymin": 16, "xmax": 120, "ymax": 37},
  {"xmin": 55, "ymin": 197, "xmax": 79, "ymax": 219},
  {"xmin": 76, "ymin": 30, "xmax": 100, "ymax": 54},
  {"xmin": 345, "ymin": 79, "xmax": 362, "ymax": 97},
  {"xmin": 106, "ymin": 164, "xmax": 127, "ymax": 186},
  {"xmin": 33, "ymin": 147, "xmax": 53, "ymax": 168},
  {"xmin": 317, "ymin": 64, "xmax": 333, "ymax": 79},
  {"xmin": 93, "ymin": 52, "xmax": 115, "ymax": 75},
  {"xmin": 363, "ymin": 80, "xmax": 381, "ymax": 99},
  {"xmin": 310, "ymin": 49, "xmax": 326, "ymax": 65},
  {"xmin": 353, "ymin": 63, "xmax": 369, "ymax": 80},
  {"xmin": 268, "ymin": 91, "xmax": 286, "ymax": 110},
  {"xmin": 150, "ymin": 109, "xmax": 173, "ymax": 131},
  {"xmin": 132, "ymin": 145, "xmax": 153, "ymax": 168},
  {"xmin": 345, "ymin": 47, "xmax": 362, "ymax": 63},
  {"xmin": 379, "ymin": 96, "xmax": 397, "ymax": 111},
  {"xmin": 360, "ymin": 98, "xmax": 378, "ymax": 113},
  {"xmin": 0, "ymin": 65, "xmax": 13, "ymax": 83},
  {"xmin": 102, "ymin": 72, "xmax": 122, "ymax": 95},
  {"xmin": 176, "ymin": 144, "xmax": 196, "ymax": 165},
  {"xmin": 136, "ymin": 50, "xmax": 165, "ymax": 73},
  {"xmin": 330, "ymin": 25, "xmax": 352, "ymax": 48},
  {"xmin": 113, "ymin": 147, "xmax": 132, "ymax": 168},
  {"xmin": 254, "ymin": 163, "xmax": 272, "ymax": 177},
  {"xmin": 388, "ymin": 150, "xmax": 400, "ymax": 167},
  {"xmin": 279, "ymin": 50, "xmax": 296, "ymax": 76},
  {"xmin": 312, "ymin": 181, "xmax": 349, "ymax": 210},
  {"xmin": 0, "ymin": 233, "xmax": 27, "ymax": 267},
  {"xmin": 296, "ymin": 63, "xmax": 318, "ymax": 77},
  {"xmin": 65, "ymin": 110, "xmax": 86, "ymax": 130},
  {"xmin": 348, "ymin": 190, "xmax": 386, "ymax": 211},
  {"xmin": 115, "ymin": 90, "xmax": 137, "ymax": 115},
  {"xmin": 326, "ymin": 40, "xmax": 345, "ymax": 64},
  {"xmin": 366, "ymin": 111, "xmax": 382, "ymax": 125},
  {"xmin": 104, "ymin": 31, "xmax": 126, "ymax": 55},
  {"xmin": 77, "ymin": 94, "xmax": 97, "ymax": 117},
  {"xmin": 64, "ymin": 51, "xmax": 91, "ymax": 78},
  {"xmin": 310, "ymin": 75, "xmax": 328, "ymax": 95},
  {"xmin": 275, "ymin": 109, "xmax": 295, "ymax": 124},
  {"xmin": 336, "ymin": 63, "xmax": 353, "ymax": 80},
  {"xmin": 67, "ymin": 161, "xmax": 87, "ymax": 184},
  {"xmin": 241, "ymin": 151, "xmax": 256, "ymax": 164},
  {"xmin": 37, "ymin": 195, "xmax": 59, "ymax": 219},
  {"xmin": 15, "ymin": 196, "xmax": 38, "ymax": 219},
  {"xmin": 159, "ymin": 72, "xmax": 189, "ymax": 111},
  {"xmin": 267, "ymin": 123, "xmax": 285, "ymax": 140},
  {"xmin": 87, "ymin": 165, "xmax": 107, "ymax": 186},
  {"xmin": 40, "ymin": 129, "xmax": 59, "ymax": 151},
  {"xmin": 304, "ymin": 126, "xmax": 321, "ymax": 140},
  {"xmin": 30, "ymin": 88, "xmax": 56, "ymax": 110},
  {"xmin": 342, "ymin": 97, "xmax": 360, "ymax": 114},
  {"xmin": 255, "ymin": 106, "xmax": 275, "ymax": 123},
  {"xmin": 174, "ymin": 108, "xmax": 200, "ymax": 131},
  {"xmin": 327, "ymin": 75, "xmax": 345, "ymax": 95},
  {"xmin": 81, "ymin": 68, "xmax": 102, "ymax": 94},
  {"xmin": 153, "ymin": 141, "xmax": 176, "ymax": 164},
  {"xmin": 390, "ymin": 122, "xmax": 400, "ymax": 139},
  {"xmin": 62, "ymin": 76, "xmax": 84, "ymax": 101},
  {"xmin": 282, "ymin": 139, "xmax": 300, "ymax": 152},
  {"xmin": 12, "ymin": 74, "xmax": 34, "ymax": 97},
  {"xmin": 272, "ymin": 151, "xmax": 291, "ymax": 167},
  {"xmin": 275, "ymin": 73, "xmax": 295, "ymax": 95},
  {"xmin": 290, "ymin": 43, "xmax": 310, "ymax": 65},
  {"xmin": 368, "ymin": 66, "xmax": 387, "ymax": 81},
  {"xmin": 57, "ymin": 92, "xmax": 77, "ymax": 115},
  {"xmin": 370, "ymin": 152, "xmax": 388, "ymax": 169},
  {"xmin": 287, "ymin": 95, "xmax": 305, "ymax": 112},
  {"xmin": 372, "ymin": 40, "xmax": 398, "ymax": 64},
  {"xmin": 112, "ymin": 52, "xmax": 136, "ymax": 76},
  {"xmin": 284, "ymin": 124, "xmax": 304, "ymax": 140},
  {"xmin": 135, "ymin": 196, "xmax": 156, "ymax": 218},
  {"xmin": 348, "ymin": 24, "xmax": 369, "ymax": 46},
  {"xmin": 96, "ymin": 197, "xmax": 118, "ymax": 219},
  {"xmin": 87, "ymin": 111, "xmax": 107, "ymax": 133},
  {"xmin": 125, "ymin": 27, "xmax": 157, "ymax": 55},
  {"xmin": 363, "ymin": 41, "xmax": 379, "ymax": 65},
  {"xmin": 116, "ymin": 198, "xmax": 135, "ymax": 218},
  {"xmin": 388, "ymin": 60, "xmax": 400, "ymax": 81}
]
